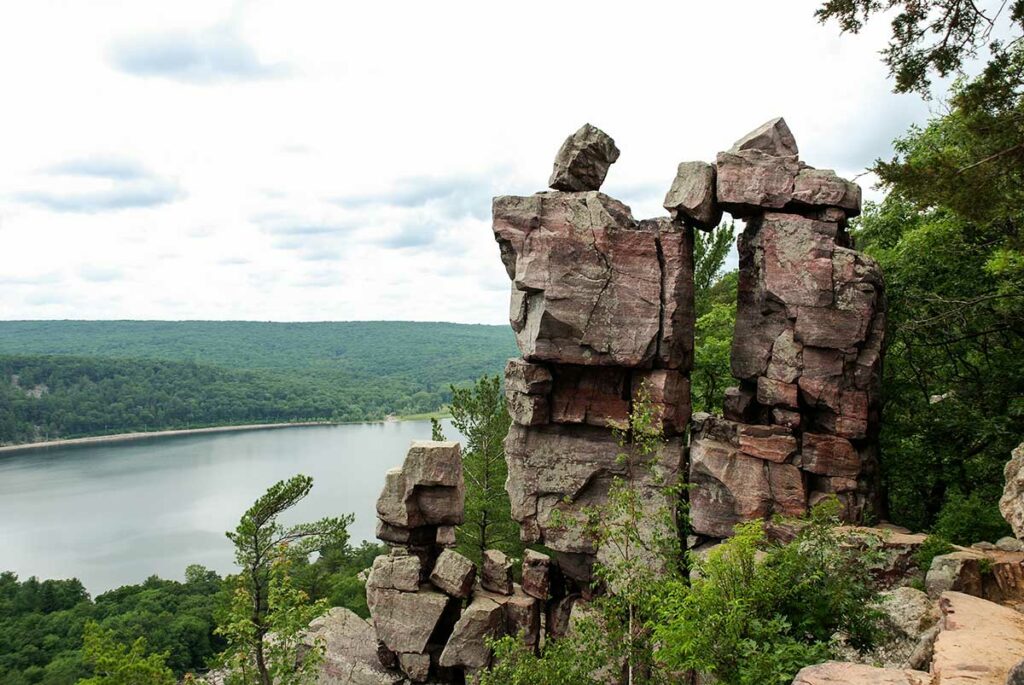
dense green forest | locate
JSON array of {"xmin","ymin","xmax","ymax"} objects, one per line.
[
  {"xmin": 0, "ymin": 540, "xmax": 384, "ymax": 685},
  {"xmin": 0, "ymin": 321, "xmax": 517, "ymax": 444}
]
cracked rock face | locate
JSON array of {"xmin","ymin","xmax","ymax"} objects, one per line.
[
  {"xmin": 663, "ymin": 161, "xmax": 721, "ymax": 229},
  {"xmin": 493, "ymin": 191, "xmax": 663, "ymax": 367},
  {"xmin": 548, "ymin": 123, "xmax": 621, "ymax": 192}
]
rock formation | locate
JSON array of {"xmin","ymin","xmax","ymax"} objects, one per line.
[
  {"xmin": 690, "ymin": 117, "xmax": 884, "ymax": 542},
  {"xmin": 359, "ymin": 119, "xmax": 889, "ymax": 683},
  {"xmin": 1002, "ymin": 441, "xmax": 1024, "ymax": 540},
  {"xmin": 495, "ymin": 118, "xmax": 882, "ymax": 573},
  {"xmin": 366, "ymin": 440, "xmax": 548, "ymax": 682},
  {"xmin": 493, "ymin": 124, "xmax": 691, "ymax": 585}
]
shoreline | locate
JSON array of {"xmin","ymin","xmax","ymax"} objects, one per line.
[{"xmin": 0, "ymin": 420, "xmax": 404, "ymax": 454}]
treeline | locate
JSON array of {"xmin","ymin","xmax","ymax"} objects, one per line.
[
  {"xmin": 0, "ymin": 321, "xmax": 518, "ymax": 444},
  {"xmin": 0, "ymin": 541, "xmax": 383, "ymax": 685}
]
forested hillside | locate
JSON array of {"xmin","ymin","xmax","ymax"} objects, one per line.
[{"xmin": 0, "ymin": 321, "xmax": 517, "ymax": 444}]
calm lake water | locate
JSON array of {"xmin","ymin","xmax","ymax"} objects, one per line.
[{"xmin": 0, "ymin": 420, "xmax": 456, "ymax": 594}]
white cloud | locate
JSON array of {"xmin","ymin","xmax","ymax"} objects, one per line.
[{"xmin": 0, "ymin": 0, "xmax": 939, "ymax": 323}]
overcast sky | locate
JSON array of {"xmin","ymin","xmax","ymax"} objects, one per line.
[{"xmin": 0, "ymin": 0, "xmax": 935, "ymax": 324}]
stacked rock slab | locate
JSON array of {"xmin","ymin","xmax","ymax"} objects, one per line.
[
  {"xmin": 367, "ymin": 440, "xmax": 546, "ymax": 681},
  {"xmin": 493, "ymin": 123, "xmax": 692, "ymax": 585},
  {"xmin": 690, "ymin": 117, "xmax": 884, "ymax": 541}
]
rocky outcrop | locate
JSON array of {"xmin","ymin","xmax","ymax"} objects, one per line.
[
  {"xmin": 303, "ymin": 607, "xmax": 405, "ymax": 685},
  {"xmin": 931, "ymin": 591, "xmax": 1024, "ymax": 684},
  {"xmin": 493, "ymin": 124, "xmax": 691, "ymax": 585},
  {"xmin": 690, "ymin": 119, "xmax": 882, "ymax": 541},
  {"xmin": 1002, "ymin": 442, "xmax": 1024, "ymax": 540},
  {"xmin": 791, "ymin": 661, "xmax": 933, "ymax": 685},
  {"xmin": 925, "ymin": 548, "xmax": 1024, "ymax": 608},
  {"xmin": 366, "ymin": 440, "xmax": 567, "ymax": 681}
]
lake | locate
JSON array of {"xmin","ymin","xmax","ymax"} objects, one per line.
[{"xmin": 0, "ymin": 420, "xmax": 456, "ymax": 595}]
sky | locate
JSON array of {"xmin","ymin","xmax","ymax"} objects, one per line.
[{"xmin": 0, "ymin": 0, "xmax": 937, "ymax": 324}]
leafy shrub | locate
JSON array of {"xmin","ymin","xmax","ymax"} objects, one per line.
[
  {"xmin": 914, "ymin": 535, "xmax": 954, "ymax": 572},
  {"xmin": 932, "ymin": 489, "xmax": 1012, "ymax": 545},
  {"xmin": 651, "ymin": 499, "xmax": 884, "ymax": 684}
]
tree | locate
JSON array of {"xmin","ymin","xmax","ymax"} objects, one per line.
[
  {"xmin": 816, "ymin": 0, "xmax": 1024, "ymax": 96},
  {"xmin": 78, "ymin": 621, "xmax": 175, "ymax": 685},
  {"xmin": 217, "ymin": 475, "xmax": 352, "ymax": 685},
  {"xmin": 692, "ymin": 221, "xmax": 738, "ymax": 414},
  {"xmin": 432, "ymin": 376, "xmax": 520, "ymax": 565},
  {"xmin": 693, "ymin": 221, "xmax": 736, "ymax": 318}
]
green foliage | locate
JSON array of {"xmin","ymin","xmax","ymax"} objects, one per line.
[
  {"xmin": 692, "ymin": 221, "xmax": 739, "ymax": 414},
  {"xmin": 0, "ymin": 569, "xmax": 224, "ymax": 685},
  {"xmin": 434, "ymin": 375, "xmax": 520, "ymax": 565},
  {"xmin": 816, "ymin": 0, "xmax": 1024, "ymax": 97},
  {"xmin": 479, "ymin": 632, "xmax": 605, "ymax": 685},
  {"xmin": 694, "ymin": 222, "xmax": 737, "ymax": 317},
  {"xmin": 218, "ymin": 475, "xmax": 350, "ymax": 685},
  {"xmin": 0, "ymin": 321, "xmax": 517, "ymax": 443},
  {"xmin": 914, "ymin": 535, "xmax": 954, "ymax": 572},
  {"xmin": 653, "ymin": 501, "xmax": 884, "ymax": 685},
  {"xmin": 853, "ymin": 146, "xmax": 1023, "ymax": 536},
  {"xmin": 290, "ymin": 541, "xmax": 385, "ymax": 619},
  {"xmin": 218, "ymin": 557, "xmax": 326, "ymax": 685},
  {"xmin": 932, "ymin": 489, "xmax": 1012, "ymax": 544},
  {"xmin": 693, "ymin": 301, "xmax": 736, "ymax": 414},
  {"xmin": 78, "ymin": 621, "xmax": 175, "ymax": 685}
]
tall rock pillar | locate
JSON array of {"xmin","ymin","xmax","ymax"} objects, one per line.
[
  {"xmin": 493, "ymin": 124, "xmax": 692, "ymax": 585},
  {"xmin": 689, "ymin": 118, "xmax": 885, "ymax": 541}
]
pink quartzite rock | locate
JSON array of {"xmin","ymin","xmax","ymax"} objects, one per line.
[
  {"xmin": 716, "ymin": 150, "xmax": 800, "ymax": 217},
  {"xmin": 549, "ymin": 366, "xmax": 629, "ymax": 427},
  {"xmin": 367, "ymin": 552, "xmax": 421, "ymax": 593},
  {"xmin": 633, "ymin": 368, "xmax": 692, "ymax": 436},
  {"xmin": 792, "ymin": 661, "xmax": 932, "ymax": 685},
  {"xmin": 481, "ymin": 549, "xmax": 514, "ymax": 595},
  {"xmin": 438, "ymin": 596, "xmax": 506, "ymax": 670},
  {"xmin": 492, "ymin": 192, "xmax": 662, "ymax": 367},
  {"xmin": 759, "ymin": 213, "xmax": 836, "ymax": 308},
  {"xmin": 791, "ymin": 168, "xmax": 862, "ymax": 216},
  {"xmin": 548, "ymin": 123, "xmax": 620, "ymax": 192},
  {"xmin": 932, "ymin": 591, "xmax": 1024, "ymax": 685},
  {"xmin": 521, "ymin": 549, "xmax": 551, "ymax": 600},
  {"xmin": 729, "ymin": 116, "xmax": 799, "ymax": 157},
  {"xmin": 304, "ymin": 607, "xmax": 405, "ymax": 685},
  {"xmin": 689, "ymin": 417, "xmax": 806, "ymax": 538},
  {"xmin": 736, "ymin": 423, "xmax": 797, "ymax": 463},
  {"xmin": 366, "ymin": 585, "xmax": 454, "ymax": 655},
  {"xmin": 801, "ymin": 433, "xmax": 861, "ymax": 478},
  {"xmin": 757, "ymin": 376, "xmax": 799, "ymax": 409},
  {"xmin": 504, "ymin": 423, "xmax": 684, "ymax": 573},
  {"xmin": 663, "ymin": 161, "xmax": 721, "ymax": 229},
  {"xmin": 651, "ymin": 218, "xmax": 696, "ymax": 371},
  {"xmin": 429, "ymin": 549, "xmax": 476, "ymax": 598},
  {"xmin": 376, "ymin": 441, "xmax": 464, "ymax": 530},
  {"xmin": 504, "ymin": 358, "xmax": 551, "ymax": 426},
  {"xmin": 1001, "ymin": 442, "xmax": 1024, "ymax": 540},
  {"xmin": 504, "ymin": 358, "xmax": 553, "ymax": 394}
]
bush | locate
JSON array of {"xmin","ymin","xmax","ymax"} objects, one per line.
[
  {"xmin": 914, "ymin": 535, "xmax": 954, "ymax": 572},
  {"xmin": 651, "ymin": 500, "xmax": 884, "ymax": 684},
  {"xmin": 932, "ymin": 489, "xmax": 1012, "ymax": 545}
]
